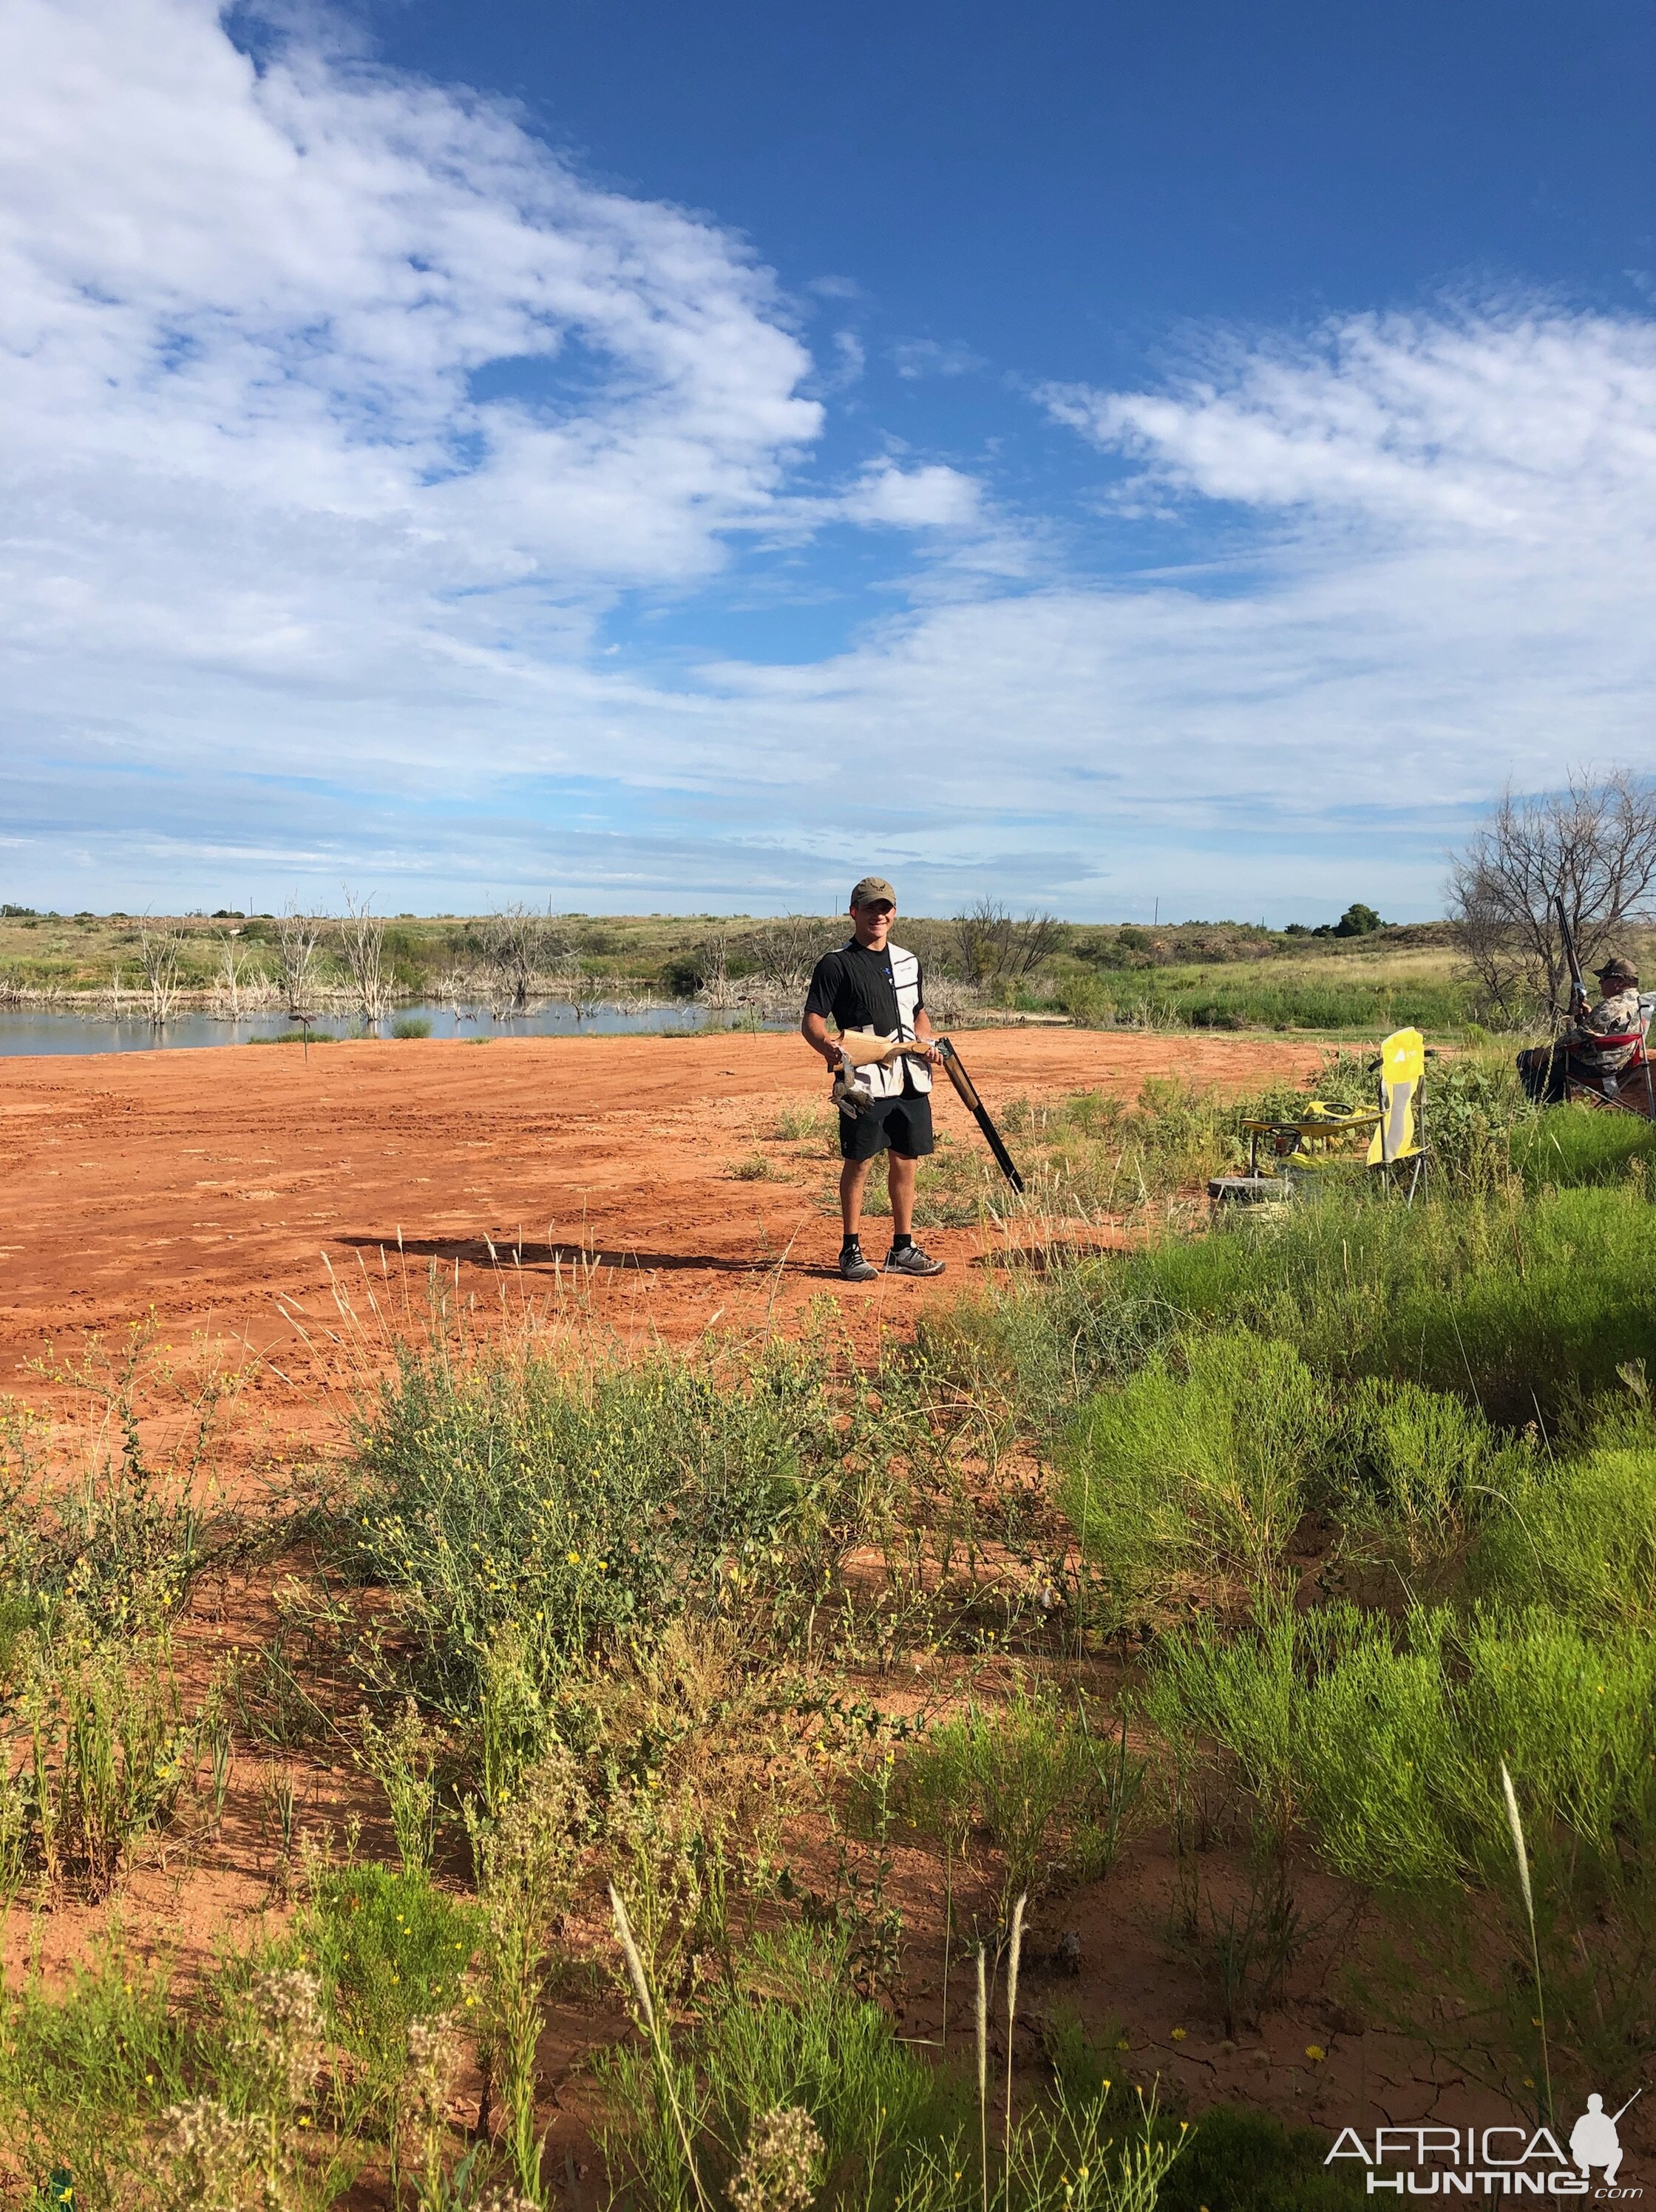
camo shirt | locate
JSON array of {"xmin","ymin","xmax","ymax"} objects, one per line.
[{"xmin": 1567, "ymin": 985, "xmax": 1644, "ymax": 1072}]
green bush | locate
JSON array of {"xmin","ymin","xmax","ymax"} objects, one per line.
[
  {"xmin": 1470, "ymin": 1442, "xmax": 1656, "ymax": 1629},
  {"xmin": 353, "ymin": 1338, "xmax": 870, "ymax": 1715},
  {"xmin": 299, "ymin": 1863, "xmax": 480, "ymax": 2108},
  {"xmin": 599, "ymin": 1924, "xmax": 1180, "ymax": 2212},
  {"xmin": 1147, "ymin": 1603, "xmax": 1656, "ymax": 1892},
  {"xmin": 1329, "ymin": 1377, "xmax": 1522, "ymax": 1563},
  {"xmin": 1158, "ymin": 2105, "xmax": 1365, "ymax": 2209},
  {"xmin": 391, "ymin": 1015, "xmax": 432, "ymax": 1039},
  {"xmin": 1061, "ymin": 1334, "xmax": 1328, "ymax": 1614}
]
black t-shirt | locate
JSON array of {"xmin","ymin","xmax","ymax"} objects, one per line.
[{"xmin": 804, "ymin": 941, "xmax": 925, "ymax": 1038}]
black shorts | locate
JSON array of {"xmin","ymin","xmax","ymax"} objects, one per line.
[{"xmin": 839, "ymin": 1085, "xmax": 934, "ymax": 1161}]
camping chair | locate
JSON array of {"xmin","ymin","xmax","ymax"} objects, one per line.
[
  {"xmin": 1209, "ymin": 1027, "xmax": 1427, "ymax": 1204},
  {"xmin": 1561, "ymin": 994, "xmax": 1656, "ymax": 1119},
  {"xmin": 1365, "ymin": 1026, "xmax": 1427, "ymax": 1201}
]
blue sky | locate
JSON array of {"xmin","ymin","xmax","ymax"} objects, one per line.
[{"xmin": 2, "ymin": 0, "xmax": 1655, "ymax": 919}]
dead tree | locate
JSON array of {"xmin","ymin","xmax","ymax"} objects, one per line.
[
  {"xmin": 751, "ymin": 916, "xmax": 833, "ymax": 996},
  {"xmin": 1448, "ymin": 772, "xmax": 1656, "ymax": 1024},
  {"xmin": 479, "ymin": 904, "xmax": 552, "ymax": 1011},
  {"xmin": 214, "ymin": 926, "xmax": 247, "ymax": 1018},
  {"xmin": 339, "ymin": 889, "xmax": 393, "ymax": 1025},
  {"xmin": 952, "ymin": 900, "xmax": 1066, "ymax": 993},
  {"xmin": 276, "ymin": 906, "xmax": 324, "ymax": 1021},
  {"xmin": 136, "ymin": 918, "xmax": 185, "ymax": 1025}
]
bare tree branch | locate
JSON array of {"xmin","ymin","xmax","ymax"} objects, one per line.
[
  {"xmin": 952, "ymin": 900, "xmax": 1066, "ymax": 992},
  {"xmin": 338, "ymin": 888, "xmax": 393, "ymax": 1025},
  {"xmin": 276, "ymin": 906, "xmax": 324, "ymax": 1020},
  {"xmin": 136, "ymin": 917, "xmax": 185, "ymax": 1026},
  {"xmin": 1448, "ymin": 772, "xmax": 1656, "ymax": 1025}
]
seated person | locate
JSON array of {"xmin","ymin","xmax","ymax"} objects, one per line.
[{"xmin": 1517, "ymin": 954, "xmax": 1643, "ymax": 1103}]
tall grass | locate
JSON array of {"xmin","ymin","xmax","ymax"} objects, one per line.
[
  {"xmin": 936, "ymin": 1180, "xmax": 1656, "ymax": 1431},
  {"xmin": 597, "ymin": 1924, "xmax": 1181, "ymax": 2212},
  {"xmin": 894, "ymin": 1678, "xmax": 1142, "ymax": 1908},
  {"xmin": 1082, "ymin": 964, "xmax": 1473, "ymax": 1034},
  {"xmin": 1145, "ymin": 1600, "xmax": 1656, "ymax": 1893},
  {"xmin": 1060, "ymin": 1334, "xmax": 1325, "ymax": 1614}
]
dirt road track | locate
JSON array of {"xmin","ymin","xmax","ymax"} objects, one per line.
[{"xmin": 1, "ymin": 1028, "xmax": 1320, "ymax": 1406}]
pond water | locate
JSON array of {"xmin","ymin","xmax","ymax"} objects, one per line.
[{"xmin": 0, "ymin": 1000, "xmax": 754, "ymax": 1057}]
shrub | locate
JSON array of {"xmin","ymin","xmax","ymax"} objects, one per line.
[
  {"xmin": 1158, "ymin": 2105, "xmax": 1365, "ymax": 2210},
  {"xmin": 1052, "ymin": 1184, "xmax": 1656, "ymax": 1423},
  {"xmin": 1328, "ymin": 1376, "xmax": 1522, "ymax": 1564},
  {"xmin": 1061, "ymin": 1334, "xmax": 1328, "ymax": 1615},
  {"xmin": 1147, "ymin": 1603, "xmax": 1656, "ymax": 1893},
  {"xmin": 1470, "ymin": 1442, "xmax": 1656, "ymax": 1629},
  {"xmin": 391, "ymin": 1016, "xmax": 432, "ymax": 1039},
  {"xmin": 353, "ymin": 1338, "xmax": 869, "ymax": 1716},
  {"xmin": 300, "ymin": 1864, "xmax": 480, "ymax": 2111},
  {"xmin": 599, "ymin": 1924, "xmax": 1180, "ymax": 2212}
]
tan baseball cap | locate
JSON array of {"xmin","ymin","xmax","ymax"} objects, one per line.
[{"xmin": 849, "ymin": 875, "xmax": 897, "ymax": 909}]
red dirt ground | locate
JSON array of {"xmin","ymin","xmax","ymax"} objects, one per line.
[{"xmin": 0, "ymin": 1025, "xmax": 1319, "ymax": 1417}]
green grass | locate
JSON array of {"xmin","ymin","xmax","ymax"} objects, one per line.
[
  {"xmin": 599, "ymin": 1923, "xmax": 1181, "ymax": 2212},
  {"xmin": 940, "ymin": 1179, "xmax": 1656, "ymax": 1430},
  {"xmin": 0, "ymin": 1861, "xmax": 488, "ymax": 2208},
  {"xmin": 1147, "ymin": 1601, "xmax": 1656, "ymax": 1889},
  {"xmin": 299, "ymin": 1863, "xmax": 481, "ymax": 2109},
  {"xmin": 1060, "ymin": 1334, "xmax": 1326, "ymax": 1615},
  {"xmin": 1512, "ymin": 1102, "xmax": 1656, "ymax": 1187},
  {"xmin": 893, "ymin": 1677, "xmax": 1142, "ymax": 1905},
  {"xmin": 1469, "ymin": 1436, "xmax": 1656, "ymax": 1629},
  {"xmin": 1083, "ymin": 966, "xmax": 1474, "ymax": 1034}
]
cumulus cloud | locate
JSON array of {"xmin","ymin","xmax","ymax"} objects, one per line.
[
  {"xmin": 838, "ymin": 461, "xmax": 983, "ymax": 529},
  {"xmin": 0, "ymin": 0, "xmax": 820, "ymax": 704},
  {"xmin": 5, "ymin": 2, "xmax": 1656, "ymax": 921}
]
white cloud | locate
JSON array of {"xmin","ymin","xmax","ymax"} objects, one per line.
[
  {"xmin": 1044, "ymin": 304, "xmax": 1656, "ymax": 546},
  {"xmin": 0, "ymin": 0, "xmax": 821, "ymax": 695},
  {"xmin": 5, "ymin": 1, "xmax": 1656, "ymax": 923},
  {"xmin": 838, "ymin": 461, "xmax": 983, "ymax": 530},
  {"xmin": 892, "ymin": 337, "xmax": 986, "ymax": 379}
]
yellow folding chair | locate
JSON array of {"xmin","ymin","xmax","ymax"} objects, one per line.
[{"xmin": 1367, "ymin": 1027, "xmax": 1427, "ymax": 1200}]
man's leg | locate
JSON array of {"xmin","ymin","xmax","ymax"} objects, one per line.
[
  {"xmin": 840, "ymin": 1156, "xmax": 874, "ymax": 1239},
  {"xmin": 886, "ymin": 1149, "xmax": 917, "ymax": 1238},
  {"xmin": 882, "ymin": 1145, "xmax": 945, "ymax": 1276}
]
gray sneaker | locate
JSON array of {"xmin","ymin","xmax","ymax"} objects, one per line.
[
  {"xmin": 839, "ymin": 1243, "xmax": 879, "ymax": 1283},
  {"xmin": 885, "ymin": 1242, "xmax": 946, "ymax": 1277}
]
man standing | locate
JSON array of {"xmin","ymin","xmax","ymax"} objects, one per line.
[{"xmin": 802, "ymin": 878, "xmax": 949, "ymax": 1283}]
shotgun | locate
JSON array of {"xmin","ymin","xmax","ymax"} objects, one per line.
[
  {"xmin": 1554, "ymin": 895, "xmax": 1589, "ymax": 1022},
  {"xmin": 936, "ymin": 1038, "xmax": 1025, "ymax": 1193},
  {"xmin": 832, "ymin": 1031, "xmax": 1026, "ymax": 1192}
]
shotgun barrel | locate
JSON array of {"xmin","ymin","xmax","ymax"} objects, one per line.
[{"xmin": 937, "ymin": 1039, "xmax": 1025, "ymax": 1193}]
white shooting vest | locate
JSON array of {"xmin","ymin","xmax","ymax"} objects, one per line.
[{"xmin": 859, "ymin": 942, "xmax": 932, "ymax": 1099}]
